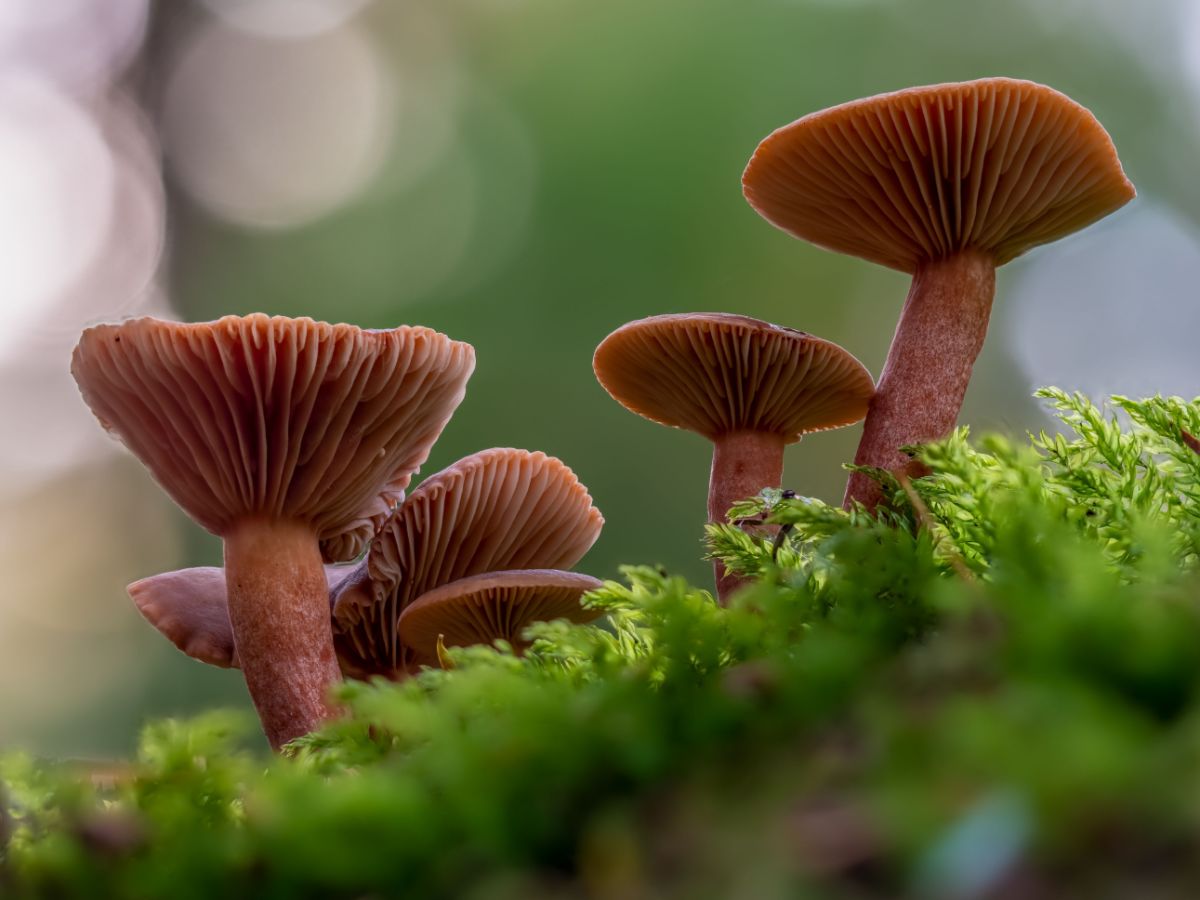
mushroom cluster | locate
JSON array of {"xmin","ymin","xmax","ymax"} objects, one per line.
[
  {"xmin": 128, "ymin": 451, "xmax": 603, "ymax": 694},
  {"xmin": 590, "ymin": 78, "xmax": 1133, "ymax": 599},
  {"xmin": 72, "ymin": 76, "xmax": 1136, "ymax": 749},
  {"xmin": 331, "ymin": 447, "xmax": 604, "ymax": 676}
]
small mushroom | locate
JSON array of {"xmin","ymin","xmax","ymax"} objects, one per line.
[
  {"xmin": 72, "ymin": 315, "xmax": 474, "ymax": 748},
  {"xmin": 127, "ymin": 564, "xmax": 358, "ymax": 669},
  {"xmin": 124, "ymin": 484, "xmax": 404, "ymax": 669},
  {"xmin": 593, "ymin": 313, "xmax": 873, "ymax": 600},
  {"xmin": 742, "ymin": 78, "xmax": 1135, "ymax": 510},
  {"xmin": 332, "ymin": 447, "xmax": 604, "ymax": 678},
  {"xmin": 398, "ymin": 569, "xmax": 604, "ymax": 664}
]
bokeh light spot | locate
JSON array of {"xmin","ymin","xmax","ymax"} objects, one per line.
[
  {"xmin": 199, "ymin": 0, "xmax": 372, "ymax": 40},
  {"xmin": 0, "ymin": 74, "xmax": 116, "ymax": 359},
  {"xmin": 163, "ymin": 19, "xmax": 395, "ymax": 230},
  {"xmin": 1007, "ymin": 204, "xmax": 1200, "ymax": 399}
]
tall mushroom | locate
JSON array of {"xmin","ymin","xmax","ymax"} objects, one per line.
[
  {"xmin": 397, "ymin": 570, "xmax": 604, "ymax": 665},
  {"xmin": 72, "ymin": 314, "xmax": 474, "ymax": 748},
  {"xmin": 332, "ymin": 447, "xmax": 604, "ymax": 678},
  {"xmin": 741, "ymin": 77, "xmax": 1135, "ymax": 510},
  {"xmin": 593, "ymin": 313, "xmax": 873, "ymax": 600}
]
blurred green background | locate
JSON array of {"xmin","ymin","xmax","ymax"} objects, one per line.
[{"xmin": 2, "ymin": 0, "xmax": 1198, "ymax": 755}]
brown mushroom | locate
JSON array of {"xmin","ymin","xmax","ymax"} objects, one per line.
[
  {"xmin": 127, "ymin": 564, "xmax": 358, "ymax": 669},
  {"xmin": 593, "ymin": 313, "xmax": 873, "ymax": 600},
  {"xmin": 72, "ymin": 314, "xmax": 474, "ymax": 748},
  {"xmin": 332, "ymin": 447, "xmax": 604, "ymax": 678},
  {"xmin": 742, "ymin": 78, "xmax": 1135, "ymax": 510},
  {"xmin": 398, "ymin": 569, "xmax": 604, "ymax": 665},
  {"xmin": 124, "ymin": 483, "xmax": 404, "ymax": 669}
]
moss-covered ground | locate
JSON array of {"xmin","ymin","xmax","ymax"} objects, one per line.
[{"xmin": 5, "ymin": 390, "xmax": 1200, "ymax": 898}]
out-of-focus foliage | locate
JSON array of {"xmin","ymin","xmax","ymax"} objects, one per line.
[{"xmin": 6, "ymin": 392, "xmax": 1200, "ymax": 897}]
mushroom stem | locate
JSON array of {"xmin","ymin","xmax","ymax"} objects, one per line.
[
  {"xmin": 844, "ymin": 249, "xmax": 995, "ymax": 512},
  {"xmin": 224, "ymin": 517, "xmax": 340, "ymax": 750},
  {"xmin": 709, "ymin": 430, "xmax": 786, "ymax": 602}
]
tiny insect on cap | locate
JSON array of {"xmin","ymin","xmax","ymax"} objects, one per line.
[
  {"xmin": 593, "ymin": 313, "xmax": 874, "ymax": 442},
  {"xmin": 397, "ymin": 569, "xmax": 604, "ymax": 665},
  {"xmin": 743, "ymin": 78, "xmax": 1135, "ymax": 273}
]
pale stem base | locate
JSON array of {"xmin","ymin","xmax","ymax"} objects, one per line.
[
  {"xmin": 844, "ymin": 250, "xmax": 996, "ymax": 512},
  {"xmin": 709, "ymin": 430, "xmax": 786, "ymax": 604},
  {"xmin": 225, "ymin": 518, "xmax": 341, "ymax": 750}
]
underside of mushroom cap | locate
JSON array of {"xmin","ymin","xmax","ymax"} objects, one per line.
[
  {"xmin": 397, "ymin": 569, "xmax": 604, "ymax": 664},
  {"xmin": 743, "ymin": 78, "xmax": 1136, "ymax": 273},
  {"xmin": 593, "ymin": 313, "xmax": 873, "ymax": 442},
  {"xmin": 71, "ymin": 315, "xmax": 474, "ymax": 561},
  {"xmin": 332, "ymin": 448, "xmax": 604, "ymax": 675}
]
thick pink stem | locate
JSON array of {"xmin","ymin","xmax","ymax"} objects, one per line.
[
  {"xmin": 709, "ymin": 430, "xmax": 786, "ymax": 603},
  {"xmin": 844, "ymin": 250, "xmax": 996, "ymax": 512},
  {"xmin": 224, "ymin": 518, "xmax": 341, "ymax": 750}
]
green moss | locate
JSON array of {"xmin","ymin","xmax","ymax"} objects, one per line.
[{"xmin": 6, "ymin": 391, "xmax": 1200, "ymax": 897}]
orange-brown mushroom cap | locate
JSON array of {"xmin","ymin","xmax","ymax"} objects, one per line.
[
  {"xmin": 593, "ymin": 313, "xmax": 873, "ymax": 442},
  {"xmin": 71, "ymin": 315, "xmax": 474, "ymax": 561},
  {"xmin": 332, "ymin": 448, "xmax": 604, "ymax": 676},
  {"xmin": 743, "ymin": 78, "xmax": 1135, "ymax": 273},
  {"xmin": 398, "ymin": 569, "xmax": 604, "ymax": 664}
]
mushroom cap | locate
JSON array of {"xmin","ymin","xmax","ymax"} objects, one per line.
[
  {"xmin": 332, "ymin": 448, "xmax": 604, "ymax": 676},
  {"xmin": 127, "ymin": 564, "xmax": 357, "ymax": 669},
  {"xmin": 72, "ymin": 315, "xmax": 474, "ymax": 562},
  {"xmin": 743, "ymin": 77, "xmax": 1136, "ymax": 273},
  {"xmin": 593, "ymin": 313, "xmax": 873, "ymax": 442},
  {"xmin": 397, "ymin": 569, "xmax": 604, "ymax": 664},
  {"xmin": 128, "ymin": 567, "xmax": 240, "ymax": 668}
]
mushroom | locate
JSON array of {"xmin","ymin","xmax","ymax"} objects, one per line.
[
  {"xmin": 128, "ymin": 567, "xmax": 241, "ymax": 669},
  {"xmin": 127, "ymin": 483, "xmax": 403, "ymax": 670},
  {"xmin": 397, "ymin": 569, "xmax": 604, "ymax": 665},
  {"xmin": 741, "ymin": 77, "xmax": 1135, "ymax": 510},
  {"xmin": 72, "ymin": 314, "xmax": 474, "ymax": 748},
  {"xmin": 127, "ymin": 564, "xmax": 358, "ymax": 669},
  {"xmin": 125, "ymin": 483, "xmax": 405, "ymax": 669},
  {"xmin": 332, "ymin": 447, "xmax": 604, "ymax": 678},
  {"xmin": 592, "ymin": 313, "xmax": 873, "ymax": 600}
]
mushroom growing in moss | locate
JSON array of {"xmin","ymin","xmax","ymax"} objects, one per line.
[
  {"xmin": 397, "ymin": 569, "xmax": 604, "ymax": 665},
  {"xmin": 593, "ymin": 313, "xmax": 873, "ymax": 600},
  {"xmin": 742, "ymin": 78, "xmax": 1135, "ymax": 510},
  {"xmin": 72, "ymin": 315, "xmax": 474, "ymax": 748}
]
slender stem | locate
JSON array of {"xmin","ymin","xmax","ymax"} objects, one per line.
[
  {"xmin": 224, "ymin": 517, "xmax": 341, "ymax": 750},
  {"xmin": 844, "ymin": 250, "xmax": 996, "ymax": 512},
  {"xmin": 709, "ymin": 430, "xmax": 786, "ymax": 603}
]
